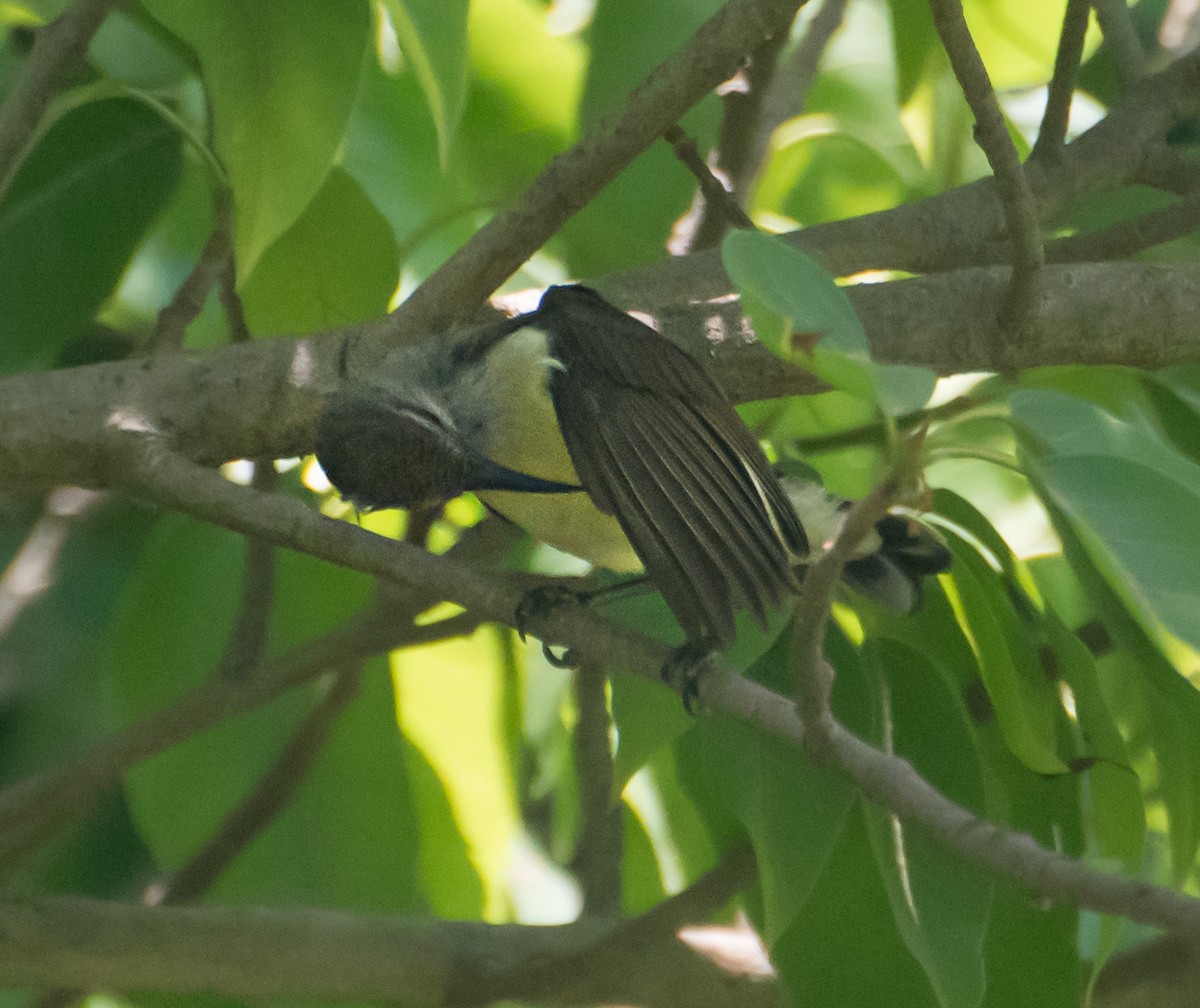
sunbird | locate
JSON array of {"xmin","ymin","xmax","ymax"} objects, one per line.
[{"xmin": 316, "ymin": 285, "xmax": 949, "ymax": 649}]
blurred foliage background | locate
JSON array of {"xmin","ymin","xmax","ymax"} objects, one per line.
[{"xmin": 3, "ymin": 0, "xmax": 1200, "ymax": 1005}]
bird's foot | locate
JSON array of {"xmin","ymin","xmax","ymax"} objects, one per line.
[
  {"xmin": 660, "ymin": 640, "xmax": 716, "ymax": 715},
  {"xmin": 516, "ymin": 584, "xmax": 585, "ymax": 640},
  {"xmin": 516, "ymin": 583, "xmax": 587, "ymax": 668}
]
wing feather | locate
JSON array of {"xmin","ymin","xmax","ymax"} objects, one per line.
[{"xmin": 537, "ymin": 285, "xmax": 805, "ymax": 647}]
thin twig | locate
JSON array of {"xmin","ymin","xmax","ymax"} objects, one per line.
[
  {"xmin": 571, "ymin": 666, "xmax": 622, "ymax": 917},
  {"xmin": 664, "ymin": 124, "xmax": 757, "ymax": 236},
  {"xmin": 1092, "ymin": 0, "xmax": 1147, "ymax": 84},
  {"xmin": 929, "ymin": 0, "xmax": 1044, "ymax": 349},
  {"xmin": 1032, "ymin": 0, "xmax": 1092, "ymax": 158},
  {"xmin": 216, "ymin": 186, "xmax": 252, "ymax": 344},
  {"xmin": 0, "ymin": 0, "xmax": 120, "ymax": 192},
  {"xmin": 750, "ymin": 0, "xmax": 850, "ymax": 181},
  {"xmin": 383, "ymin": 0, "xmax": 807, "ymax": 345},
  {"xmin": 683, "ymin": 28, "xmax": 787, "ymax": 251},
  {"xmin": 148, "ymin": 665, "xmax": 362, "ymax": 905},
  {"xmin": 790, "ymin": 477, "xmax": 897, "ymax": 740},
  {"xmin": 216, "ymin": 462, "xmax": 278, "ymax": 681},
  {"xmin": 148, "ymin": 189, "xmax": 236, "ymax": 354}
]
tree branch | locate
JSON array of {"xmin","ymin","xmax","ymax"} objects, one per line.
[
  {"xmin": 929, "ymin": 0, "xmax": 1043, "ymax": 346},
  {"xmin": 613, "ymin": 47, "xmax": 1200, "ymax": 304},
  {"xmin": 2, "ymin": 52, "xmax": 1198, "ymax": 496},
  {"xmin": 1032, "ymin": 0, "xmax": 1092, "ymax": 158},
  {"xmin": 749, "ymin": 0, "xmax": 849, "ymax": 181},
  {"xmin": 215, "ymin": 460, "xmax": 278, "ymax": 680},
  {"xmin": 0, "ymin": 888, "xmax": 781, "ymax": 1006},
  {"xmin": 380, "ymin": 0, "xmax": 808, "ymax": 345},
  {"xmin": 59, "ymin": 434, "xmax": 1200, "ymax": 939},
  {"xmin": 572, "ymin": 665, "xmax": 622, "ymax": 917},
  {"xmin": 1092, "ymin": 0, "xmax": 1147, "ymax": 84}
]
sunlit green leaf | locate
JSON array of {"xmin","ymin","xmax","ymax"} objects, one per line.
[
  {"xmin": 241, "ymin": 168, "xmax": 399, "ymax": 334},
  {"xmin": 963, "ymin": 0, "xmax": 1080, "ymax": 89},
  {"xmin": 392, "ymin": 630, "xmax": 524, "ymax": 917},
  {"xmin": 144, "ymin": 0, "xmax": 369, "ymax": 280},
  {"xmin": 381, "ymin": 0, "xmax": 470, "ymax": 165}
]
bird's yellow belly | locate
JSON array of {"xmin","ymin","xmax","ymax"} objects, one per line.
[
  {"xmin": 479, "ymin": 489, "xmax": 641, "ymax": 572},
  {"xmin": 474, "ymin": 326, "xmax": 641, "ymax": 572}
]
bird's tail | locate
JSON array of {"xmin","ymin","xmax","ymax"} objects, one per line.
[
  {"xmin": 780, "ymin": 474, "xmax": 951, "ymax": 614},
  {"xmin": 841, "ymin": 512, "xmax": 952, "ymax": 614}
]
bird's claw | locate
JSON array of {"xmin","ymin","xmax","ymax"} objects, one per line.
[
  {"xmin": 660, "ymin": 640, "xmax": 715, "ymax": 715},
  {"xmin": 517, "ymin": 583, "xmax": 586, "ymax": 669},
  {"xmin": 542, "ymin": 642, "xmax": 579, "ymax": 669},
  {"xmin": 515, "ymin": 583, "xmax": 586, "ymax": 642}
]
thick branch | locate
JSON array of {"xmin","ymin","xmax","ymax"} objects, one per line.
[
  {"xmin": 0, "ymin": 891, "xmax": 777, "ymax": 1007},
  {"xmin": 4, "ymin": 259, "xmax": 1200, "ymax": 492},
  {"xmin": 612, "ymin": 48, "xmax": 1200, "ymax": 305}
]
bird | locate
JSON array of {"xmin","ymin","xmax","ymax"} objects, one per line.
[{"xmin": 315, "ymin": 284, "xmax": 949, "ymax": 650}]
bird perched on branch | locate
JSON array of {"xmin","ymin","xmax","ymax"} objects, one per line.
[{"xmin": 316, "ymin": 284, "xmax": 949, "ymax": 651}]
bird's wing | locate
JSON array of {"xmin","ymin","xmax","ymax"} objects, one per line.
[{"xmin": 536, "ymin": 285, "xmax": 806, "ymax": 648}]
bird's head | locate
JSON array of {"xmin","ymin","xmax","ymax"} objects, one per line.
[{"xmin": 315, "ymin": 385, "xmax": 469, "ymax": 511}]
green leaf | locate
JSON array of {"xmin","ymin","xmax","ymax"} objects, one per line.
[
  {"xmin": 771, "ymin": 806, "xmax": 944, "ymax": 1006},
  {"xmin": 1032, "ymin": 487, "xmax": 1200, "ymax": 881},
  {"xmin": 1013, "ymin": 388, "xmax": 1200, "ymax": 490},
  {"xmin": 0, "ymin": 97, "xmax": 181, "ymax": 371},
  {"xmin": 0, "ymin": 501, "xmax": 158, "ymax": 782},
  {"xmin": 723, "ymin": 229, "xmax": 935, "ymax": 415},
  {"xmin": 611, "ymin": 675, "xmax": 691, "ymax": 791},
  {"xmin": 724, "ymin": 229, "xmax": 868, "ymax": 356},
  {"xmin": 1034, "ymin": 588, "xmax": 1144, "ymax": 993},
  {"xmin": 937, "ymin": 512, "xmax": 1070, "ymax": 775},
  {"xmin": 100, "ymin": 510, "xmax": 423, "ymax": 910},
  {"xmin": 888, "ymin": 0, "xmax": 938, "ymax": 103},
  {"xmin": 393, "ymin": 630, "xmax": 525, "ymax": 916},
  {"xmin": 676, "ymin": 627, "xmax": 868, "ymax": 943},
  {"xmin": 1014, "ymin": 388, "xmax": 1200, "ymax": 649},
  {"xmin": 380, "ymin": 0, "xmax": 470, "ymax": 165},
  {"xmin": 578, "ymin": 0, "xmax": 721, "ymax": 128},
  {"xmin": 861, "ymin": 638, "xmax": 991, "ymax": 1008},
  {"xmin": 963, "ymin": 0, "xmax": 1084, "ymax": 90},
  {"xmin": 630, "ymin": 745, "xmax": 718, "ymax": 891},
  {"xmin": 1038, "ymin": 454, "xmax": 1200, "ymax": 650},
  {"xmin": 678, "ymin": 713, "xmax": 856, "ymax": 943},
  {"xmin": 240, "ymin": 168, "xmax": 399, "ymax": 334},
  {"xmin": 144, "ymin": 0, "xmax": 370, "ymax": 280}
]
